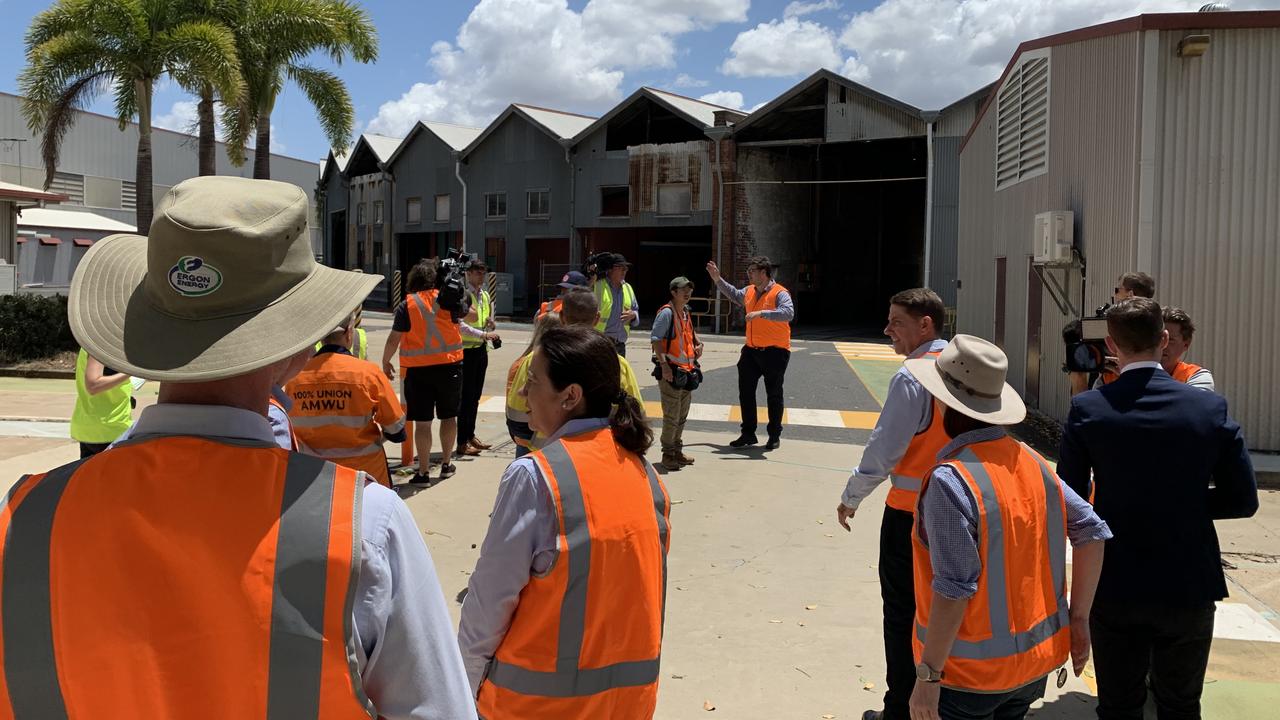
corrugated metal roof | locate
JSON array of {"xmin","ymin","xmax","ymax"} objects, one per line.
[
  {"xmin": 17, "ymin": 207, "xmax": 137, "ymax": 233},
  {"xmin": 0, "ymin": 180, "xmax": 67, "ymax": 204},
  {"xmin": 514, "ymin": 104, "xmax": 596, "ymax": 140},
  {"xmin": 422, "ymin": 122, "xmax": 482, "ymax": 151},
  {"xmin": 645, "ymin": 88, "xmax": 744, "ymax": 128},
  {"xmin": 362, "ymin": 134, "xmax": 403, "ymax": 163}
]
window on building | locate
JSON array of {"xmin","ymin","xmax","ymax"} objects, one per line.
[
  {"xmin": 406, "ymin": 197, "xmax": 422, "ymax": 223},
  {"xmin": 121, "ymin": 181, "xmax": 137, "ymax": 212},
  {"xmin": 434, "ymin": 194, "xmax": 450, "ymax": 222},
  {"xmin": 657, "ymin": 183, "xmax": 692, "ymax": 215},
  {"xmin": 527, "ymin": 189, "xmax": 550, "ymax": 218},
  {"xmin": 485, "ymin": 237, "xmax": 507, "ymax": 272},
  {"xmin": 373, "ymin": 201, "xmax": 384, "ymax": 225},
  {"xmin": 600, "ymin": 186, "xmax": 629, "ymax": 217},
  {"xmin": 485, "ymin": 192, "xmax": 507, "ymax": 219},
  {"xmin": 356, "ymin": 202, "xmax": 366, "ymax": 226},
  {"xmin": 995, "ymin": 52, "xmax": 1050, "ymax": 190},
  {"xmin": 49, "ymin": 172, "xmax": 84, "ymax": 205}
]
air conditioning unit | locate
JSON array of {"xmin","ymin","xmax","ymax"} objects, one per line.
[{"xmin": 1033, "ymin": 211, "xmax": 1074, "ymax": 265}]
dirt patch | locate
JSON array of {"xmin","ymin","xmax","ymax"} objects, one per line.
[
  {"xmin": 1010, "ymin": 408, "xmax": 1063, "ymax": 462},
  {"xmin": 0, "ymin": 350, "xmax": 78, "ymax": 371}
]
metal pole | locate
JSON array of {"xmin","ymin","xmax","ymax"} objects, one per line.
[
  {"xmin": 454, "ymin": 158, "xmax": 468, "ymax": 254},
  {"xmin": 923, "ymin": 120, "xmax": 935, "ymax": 289},
  {"xmin": 714, "ymin": 136, "xmax": 724, "ymax": 334}
]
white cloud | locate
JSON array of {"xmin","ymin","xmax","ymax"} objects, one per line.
[
  {"xmin": 366, "ymin": 0, "xmax": 749, "ymax": 137},
  {"xmin": 698, "ymin": 90, "xmax": 745, "ymax": 110},
  {"xmin": 720, "ymin": 17, "xmax": 843, "ymax": 77},
  {"xmin": 674, "ymin": 73, "xmax": 709, "ymax": 88},
  {"xmin": 153, "ymin": 100, "xmax": 200, "ymax": 135},
  {"xmin": 785, "ymin": 0, "xmax": 840, "ymax": 18}
]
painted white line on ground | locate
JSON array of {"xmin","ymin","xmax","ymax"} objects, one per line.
[
  {"xmin": 477, "ymin": 396, "xmax": 506, "ymax": 414},
  {"xmin": 787, "ymin": 408, "xmax": 845, "ymax": 427},
  {"xmin": 0, "ymin": 420, "xmax": 70, "ymax": 438},
  {"xmin": 686, "ymin": 403, "xmax": 731, "ymax": 422},
  {"xmin": 1215, "ymin": 602, "xmax": 1280, "ymax": 643}
]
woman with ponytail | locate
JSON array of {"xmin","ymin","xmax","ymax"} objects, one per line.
[{"xmin": 460, "ymin": 325, "xmax": 670, "ymax": 720}]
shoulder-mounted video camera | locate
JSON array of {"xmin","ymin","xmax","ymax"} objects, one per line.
[
  {"xmin": 583, "ymin": 251, "xmax": 614, "ymax": 283},
  {"xmin": 1062, "ymin": 304, "xmax": 1111, "ymax": 373},
  {"xmin": 436, "ymin": 247, "xmax": 472, "ymax": 321}
]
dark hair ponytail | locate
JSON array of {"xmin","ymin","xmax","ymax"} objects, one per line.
[{"xmin": 537, "ymin": 326, "xmax": 653, "ymax": 456}]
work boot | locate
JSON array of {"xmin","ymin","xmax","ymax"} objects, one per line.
[
  {"xmin": 677, "ymin": 452, "xmax": 696, "ymax": 466},
  {"xmin": 661, "ymin": 453, "xmax": 682, "ymax": 471},
  {"xmin": 470, "ymin": 436, "xmax": 492, "ymax": 450},
  {"xmin": 729, "ymin": 432, "xmax": 758, "ymax": 447},
  {"xmin": 765, "ymin": 436, "xmax": 781, "ymax": 450}
]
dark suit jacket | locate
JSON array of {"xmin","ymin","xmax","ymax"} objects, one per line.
[{"xmin": 1058, "ymin": 366, "xmax": 1257, "ymax": 606}]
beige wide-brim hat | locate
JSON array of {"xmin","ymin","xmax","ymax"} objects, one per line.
[
  {"xmin": 905, "ymin": 334, "xmax": 1027, "ymax": 426},
  {"xmin": 69, "ymin": 176, "xmax": 381, "ymax": 382}
]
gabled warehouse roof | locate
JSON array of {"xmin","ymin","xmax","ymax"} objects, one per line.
[
  {"xmin": 570, "ymin": 87, "xmax": 746, "ymax": 144},
  {"xmin": 0, "ymin": 180, "xmax": 67, "ymax": 205},
  {"xmin": 340, "ymin": 133, "xmax": 405, "ymax": 177},
  {"xmin": 460, "ymin": 104, "xmax": 597, "ymax": 160},
  {"xmin": 385, "ymin": 121, "xmax": 483, "ymax": 168},
  {"xmin": 733, "ymin": 68, "xmax": 925, "ymax": 136}
]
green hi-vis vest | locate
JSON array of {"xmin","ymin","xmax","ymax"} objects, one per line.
[
  {"xmin": 70, "ymin": 349, "xmax": 134, "ymax": 444},
  {"xmin": 315, "ymin": 328, "xmax": 368, "ymax": 360},
  {"xmin": 463, "ymin": 288, "xmax": 492, "ymax": 349},
  {"xmin": 594, "ymin": 280, "xmax": 637, "ymax": 335}
]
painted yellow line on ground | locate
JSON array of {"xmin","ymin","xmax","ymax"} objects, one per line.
[
  {"xmin": 833, "ymin": 341, "xmax": 902, "ymax": 361},
  {"xmin": 476, "ymin": 396, "xmax": 879, "ymax": 430}
]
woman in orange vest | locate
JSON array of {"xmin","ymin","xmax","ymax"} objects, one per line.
[
  {"xmin": 460, "ymin": 325, "xmax": 671, "ymax": 720},
  {"xmin": 904, "ymin": 335, "xmax": 1111, "ymax": 720}
]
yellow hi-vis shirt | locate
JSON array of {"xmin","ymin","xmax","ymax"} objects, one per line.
[{"xmin": 505, "ymin": 352, "xmax": 643, "ymax": 447}]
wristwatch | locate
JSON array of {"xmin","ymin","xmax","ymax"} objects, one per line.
[{"xmin": 915, "ymin": 662, "xmax": 944, "ymax": 683}]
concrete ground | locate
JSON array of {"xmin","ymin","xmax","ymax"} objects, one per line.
[{"xmin": 2, "ymin": 312, "xmax": 1278, "ymax": 718}]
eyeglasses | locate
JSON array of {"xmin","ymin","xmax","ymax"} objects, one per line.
[{"xmin": 1113, "ymin": 287, "xmax": 1122, "ymax": 294}]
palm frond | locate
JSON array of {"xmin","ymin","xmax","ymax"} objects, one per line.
[
  {"xmin": 33, "ymin": 72, "xmax": 113, "ymax": 188},
  {"xmin": 285, "ymin": 63, "xmax": 352, "ymax": 151},
  {"xmin": 158, "ymin": 19, "xmax": 243, "ymax": 104}
]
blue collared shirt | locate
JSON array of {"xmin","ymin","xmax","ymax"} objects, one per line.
[
  {"xmin": 841, "ymin": 338, "xmax": 949, "ymax": 509},
  {"xmin": 714, "ymin": 277, "xmax": 795, "ymax": 322},
  {"xmin": 917, "ymin": 426, "xmax": 1113, "ymax": 600},
  {"xmin": 457, "ymin": 416, "xmax": 611, "ymax": 695},
  {"xmin": 126, "ymin": 404, "xmax": 478, "ymax": 720},
  {"xmin": 602, "ymin": 281, "xmax": 640, "ymax": 342}
]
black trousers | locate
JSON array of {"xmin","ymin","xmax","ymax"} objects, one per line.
[
  {"xmin": 1091, "ymin": 600, "xmax": 1216, "ymax": 720},
  {"xmin": 737, "ymin": 346, "xmax": 789, "ymax": 437},
  {"xmin": 939, "ymin": 676, "xmax": 1047, "ymax": 720},
  {"xmin": 457, "ymin": 346, "xmax": 488, "ymax": 448},
  {"xmin": 879, "ymin": 505, "xmax": 917, "ymax": 720}
]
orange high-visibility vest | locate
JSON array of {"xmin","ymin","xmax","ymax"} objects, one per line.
[
  {"xmin": 1170, "ymin": 361, "xmax": 1202, "ymax": 383},
  {"xmin": 536, "ymin": 298, "xmax": 563, "ymax": 320},
  {"xmin": 476, "ymin": 426, "xmax": 672, "ymax": 720},
  {"xmin": 287, "ymin": 349, "xmax": 406, "ymax": 487},
  {"xmin": 888, "ymin": 349, "xmax": 949, "ymax": 513},
  {"xmin": 657, "ymin": 303, "xmax": 697, "ymax": 372},
  {"xmin": 912, "ymin": 436, "xmax": 1070, "ymax": 693},
  {"xmin": 0, "ymin": 438, "xmax": 373, "ymax": 718},
  {"xmin": 400, "ymin": 289, "xmax": 463, "ymax": 368},
  {"xmin": 744, "ymin": 283, "xmax": 791, "ymax": 350}
]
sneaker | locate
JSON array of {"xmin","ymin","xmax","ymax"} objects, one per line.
[
  {"xmin": 407, "ymin": 472, "xmax": 431, "ymax": 486},
  {"xmin": 470, "ymin": 436, "xmax": 492, "ymax": 450},
  {"xmin": 439, "ymin": 463, "xmax": 457, "ymax": 480},
  {"xmin": 661, "ymin": 453, "xmax": 682, "ymax": 471},
  {"xmin": 729, "ymin": 433, "xmax": 758, "ymax": 448},
  {"xmin": 677, "ymin": 452, "xmax": 696, "ymax": 466},
  {"xmin": 765, "ymin": 436, "xmax": 781, "ymax": 450}
]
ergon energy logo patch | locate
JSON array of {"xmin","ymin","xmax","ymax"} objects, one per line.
[{"xmin": 168, "ymin": 256, "xmax": 223, "ymax": 297}]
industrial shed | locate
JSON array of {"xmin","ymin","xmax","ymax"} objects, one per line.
[
  {"xmin": 323, "ymin": 132, "xmax": 403, "ymax": 305},
  {"xmin": 956, "ymin": 10, "xmax": 1280, "ymax": 450}
]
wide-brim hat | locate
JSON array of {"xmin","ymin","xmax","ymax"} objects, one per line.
[
  {"xmin": 69, "ymin": 176, "xmax": 381, "ymax": 382},
  {"xmin": 905, "ymin": 334, "xmax": 1026, "ymax": 425}
]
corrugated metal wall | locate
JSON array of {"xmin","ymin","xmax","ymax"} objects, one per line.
[
  {"xmin": 1150, "ymin": 27, "xmax": 1280, "ymax": 450},
  {"xmin": 826, "ymin": 82, "xmax": 925, "ymax": 142},
  {"xmin": 929, "ymin": 136, "xmax": 962, "ymax": 307},
  {"xmin": 958, "ymin": 32, "xmax": 1142, "ymax": 420}
]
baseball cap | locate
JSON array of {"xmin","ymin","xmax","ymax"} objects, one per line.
[
  {"xmin": 669, "ymin": 276, "xmax": 693, "ymax": 290},
  {"xmin": 557, "ymin": 270, "xmax": 590, "ymax": 289}
]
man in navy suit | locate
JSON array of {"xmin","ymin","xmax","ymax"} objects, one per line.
[{"xmin": 1058, "ymin": 297, "xmax": 1257, "ymax": 720}]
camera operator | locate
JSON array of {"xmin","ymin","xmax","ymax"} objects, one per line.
[
  {"xmin": 1069, "ymin": 272, "xmax": 1155, "ymax": 395},
  {"xmin": 382, "ymin": 258, "xmax": 495, "ymax": 485}
]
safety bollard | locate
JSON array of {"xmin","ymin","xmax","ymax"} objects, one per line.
[{"xmin": 400, "ymin": 397, "xmax": 415, "ymax": 467}]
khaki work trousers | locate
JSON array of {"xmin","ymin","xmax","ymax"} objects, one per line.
[{"xmin": 658, "ymin": 378, "xmax": 693, "ymax": 454}]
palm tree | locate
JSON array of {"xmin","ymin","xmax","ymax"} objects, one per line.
[
  {"xmin": 224, "ymin": 0, "xmax": 377, "ymax": 179},
  {"xmin": 20, "ymin": 0, "xmax": 242, "ymax": 232}
]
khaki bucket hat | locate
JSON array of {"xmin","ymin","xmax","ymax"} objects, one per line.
[
  {"xmin": 68, "ymin": 176, "xmax": 381, "ymax": 382},
  {"xmin": 905, "ymin": 334, "xmax": 1027, "ymax": 426}
]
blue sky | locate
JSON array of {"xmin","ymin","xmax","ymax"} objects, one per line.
[{"xmin": 1, "ymin": 0, "xmax": 1271, "ymax": 165}]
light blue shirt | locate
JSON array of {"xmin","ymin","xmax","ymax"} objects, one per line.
[
  {"xmin": 714, "ymin": 277, "xmax": 795, "ymax": 322},
  {"xmin": 601, "ymin": 281, "xmax": 640, "ymax": 342},
  {"xmin": 126, "ymin": 404, "xmax": 478, "ymax": 720},
  {"xmin": 917, "ymin": 426, "xmax": 1113, "ymax": 600},
  {"xmin": 841, "ymin": 338, "xmax": 949, "ymax": 509},
  {"xmin": 267, "ymin": 384, "xmax": 295, "ymax": 450},
  {"xmin": 457, "ymin": 416, "xmax": 610, "ymax": 695}
]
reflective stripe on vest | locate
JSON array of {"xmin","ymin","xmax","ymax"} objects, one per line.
[
  {"xmin": 0, "ymin": 448, "xmax": 372, "ymax": 718},
  {"xmin": 354, "ymin": 328, "xmax": 368, "ymax": 360},
  {"xmin": 658, "ymin": 304, "xmax": 696, "ymax": 370},
  {"xmin": 594, "ymin": 281, "xmax": 637, "ymax": 335},
  {"xmin": 484, "ymin": 435, "xmax": 670, "ymax": 700},
  {"xmin": 463, "ymin": 288, "xmax": 491, "ymax": 349},
  {"xmin": 913, "ymin": 442, "xmax": 1069, "ymax": 692},
  {"xmin": 744, "ymin": 283, "xmax": 791, "ymax": 350},
  {"xmin": 401, "ymin": 292, "xmax": 463, "ymax": 363}
]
